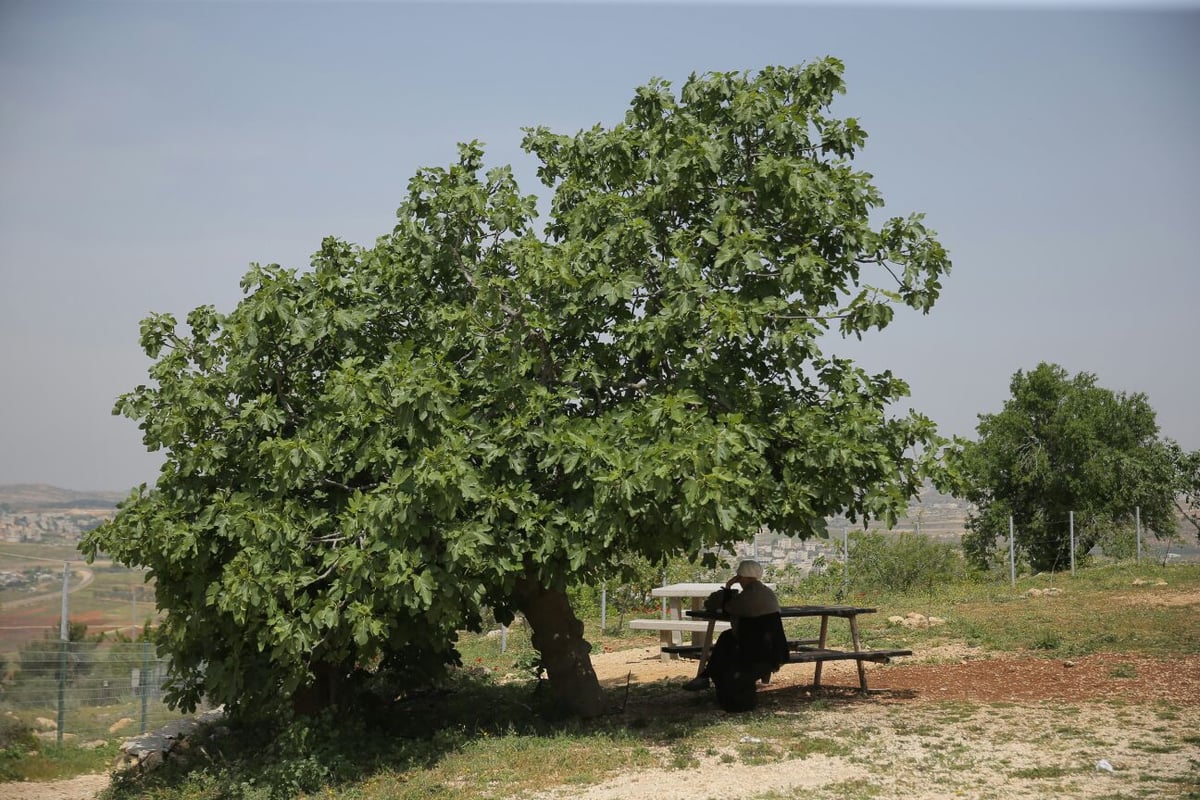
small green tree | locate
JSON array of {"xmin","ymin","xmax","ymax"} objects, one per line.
[
  {"xmin": 954, "ymin": 363, "xmax": 1180, "ymax": 572},
  {"xmin": 84, "ymin": 58, "xmax": 950, "ymax": 718},
  {"xmin": 1166, "ymin": 441, "xmax": 1200, "ymax": 535}
]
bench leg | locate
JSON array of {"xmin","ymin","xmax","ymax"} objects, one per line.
[
  {"xmin": 849, "ymin": 615, "xmax": 868, "ymax": 692},
  {"xmin": 695, "ymin": 620, "xmax": 716, "ymax": 678},
  {"xmin": 668, "ymin": 600, "xmax": 684, "ymax": 657},
  {"xmin": 813, "ymin": 616, "xmax": 829, "ymax": 688}
]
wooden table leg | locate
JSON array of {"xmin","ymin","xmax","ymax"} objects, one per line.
[
  {"xmin": 695, "ymin": 619, "xmax": 717, "ymax": 678},
  {"xmin": 813, "ymin": 615, "xmax": 829, "ymax": 688},
  {"xmin": 849, "ymin": 614, "xmax": 868, "ymax": 692}
]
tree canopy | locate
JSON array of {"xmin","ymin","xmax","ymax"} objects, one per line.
[
  {"xmin": 83, "ymin": 58, "xmax": 951, "ymax": 718},
  {"xmin": 954, "ymin": 362, "xmax": 1183, "ymax": 572}
]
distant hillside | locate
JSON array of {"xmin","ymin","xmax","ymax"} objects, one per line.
[
  {"xmin": 825, "ymin": 485, "xmax": 972, "ymax": 540},
  {"xmin": 0, "ymin": 484, "xmax": 125, "ymax": 511}
]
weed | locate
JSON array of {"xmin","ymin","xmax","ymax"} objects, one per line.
[
  {"xmin": 1009, "ymin": 765, "xmax": 1076, "ymax": 779},
  {"xmin": 1031, "ymin": 630, "xmax": 1063, "ymax": 651},
  {"xmin": 815, "ymin": 778, "xmax": 882, "ymax": 799},
  {"xmin": 1, "ymin": 740, "xmax": 118, "ymax": 783},
  {"xmin": 783, "ymin": 735, "xmax": 849, "ymax": 759},
  {"xmin": 735, "ymin": 739, "xmax": 778, "ymax": 766},
  {"xmin": 667, "ymin": 741, "xmax": 697, "ymax": 769},
  {"xmin": 1108, "ymin": 662, "xmax": 1138, "ymax": 679}
]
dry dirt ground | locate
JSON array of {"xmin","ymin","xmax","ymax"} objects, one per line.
[
  {"xmin": 558, "ymin": 631, "xmax": 1200, "ymax": 799},
  {"xmin": 7, "ymin": 596, "xmax": 1200, "ymax": 800}
]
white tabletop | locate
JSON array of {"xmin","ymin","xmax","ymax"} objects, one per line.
[
  {"xmin": 651, "ymin": 583, "xmax": 723, "ymax": 598},
  {"xmin": 651, "ymin": 582, "xmax": 774, "ymax": 597}
]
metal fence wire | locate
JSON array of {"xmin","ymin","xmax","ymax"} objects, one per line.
[{"xmin": 1, "ymin": 641, "xmax": 200, "ymax": 745}]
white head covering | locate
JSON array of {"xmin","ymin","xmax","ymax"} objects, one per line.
[{"xmin": 735, "ymin": 560, "xmax": 764, "ymax": 579}]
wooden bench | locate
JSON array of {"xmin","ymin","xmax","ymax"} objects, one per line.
[
  {"xmin": 787, "ymin": 647, "xmax": 912, "ymax": 665},
  {"xmin": 661, "ymin": 638, "xmax": 821, "ymax": 658}
]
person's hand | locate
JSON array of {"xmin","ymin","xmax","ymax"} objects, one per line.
[{"xmin": 725, "ymin": 576, "xmax": 741, "ymax": 590}]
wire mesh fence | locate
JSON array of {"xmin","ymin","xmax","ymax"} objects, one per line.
[{"xmin": 0, "ymin": 641, "xmax": 202, "ymax": 745}]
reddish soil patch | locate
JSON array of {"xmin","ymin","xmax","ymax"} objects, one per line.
[
  {"xmin": 860, "ymin": 652, "xmax": 1200, "ymax": 705},
  {"xmin": 591, "ymin": 644, "xmax": 1200, "ymax": 707}
]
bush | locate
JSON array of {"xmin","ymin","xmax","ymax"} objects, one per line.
[
  {"xmin": 846, "ymin": 531, "xmax": 966, "ymax": 594},
  {"xmin": 0, "ymin": 715, "xmax": 38, "ymax": 781}
]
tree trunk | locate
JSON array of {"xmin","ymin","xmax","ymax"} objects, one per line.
[
  {"xmin": 291, "ymin": 661, "xmax": 347, "ymax": 716},
  {"xmin": 513, "ymin": 574, "xmax": 605, "ymax": 718}
]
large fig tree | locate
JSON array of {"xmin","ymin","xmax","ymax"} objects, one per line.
[{"xmin": 83, "ymin": 59, "xmax": 951, "ymax": 718}]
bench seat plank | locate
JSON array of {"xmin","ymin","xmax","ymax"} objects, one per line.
[
  {"xmin": 628, "ymin": 619, "xmax": 729, "ymax": 633},
  {"xmin": 661, "ymin": 638, "xmax": 820, "ymax": 656},
  {"xmin": 787, "ymin": 648, "xmax": 912, "ymax": 665}
]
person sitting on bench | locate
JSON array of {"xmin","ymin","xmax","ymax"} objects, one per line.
[{"xmin": 682, "ymin": 560, "xmax": 789, "ymax": 710}]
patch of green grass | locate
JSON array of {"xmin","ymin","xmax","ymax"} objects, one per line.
[
  {"xmin": 1031, "ymin": 630, "xmax": 1063, "ymax": 651},
  {"xmin": 1131, "ymin": 740, "xmax": 1181, "ymax": 754},
  {"xmin": 1009, "ymin": 765, "xmax": 1077, "ymax": 779},
  {"xmin": 931, "ymin": 702, "xmax": 977, "ymax": 723},
  {"xmin": 859, "ymin": 563, "xmax": 1200, "ymax": 659},
  {"xmin": 1, "ymin": 741, "xmax": 118, "ymax": 782},
  {"xmin": 783, "ymin": 735, "xmax": 849, "ymax": 759},
  {"xmin": 1108, "ymin": 662, "xmax": 1138, "ymax": 679},
  {"xmin": 812, "ymin": 778, "xmax": 882, "ymax": 799},
  {"xmin": 668, "ymin": 741, "xmax": 698, "ymax": 769},
  {"xmin": 735, "ymin": 738, "xmax": 777, "ymax": 765}
]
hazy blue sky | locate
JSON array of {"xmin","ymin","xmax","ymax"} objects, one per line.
[{"xmin": 1, "ymin": 1, "xmax": 1197, "ymax": 491}]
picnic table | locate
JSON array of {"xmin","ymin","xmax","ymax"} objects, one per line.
[
  {"xmin": 686, "ymin": 605, "xmax": 912, "ymax": 692},
  {"xmin": 627, "ymin": 583, "xmax": 772, "ymax": 660},
  {"xmin": 628, "ymin": 584, "xmax": 727, "ymax": 659}
]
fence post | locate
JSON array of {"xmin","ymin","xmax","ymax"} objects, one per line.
[
  {"xmin": 1009, "ymin": 516, "xmax": 1016, "ymax": 588},
  {"xmin": 140, "ymin": 641, "xmax": 151, "ymax": 733},
  {"xmin": 1069, "ymin": 511, "xmax": 1075, "ymax": 576},
  {"xmin": 1135, "ymin": 506, "xmax": 1142, "ymax": 564},
  {"xmin": 661, "ymin": 569, "xmax": 667, "ymax": 617},
  {"xmin": 600, "ymin": 584, "xmax": 607, "ymax": 633},
  {"xmin": 842, "ymin": 526, "xmax": 849, "ymax": 595},
  {"xmin": 56, "ymin": 561, "xmax": 69, "ymax": 747}
]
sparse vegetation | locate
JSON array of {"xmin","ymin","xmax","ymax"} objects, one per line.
[{"xmin": 4, "ymin": 561, "xmax": 1189, "ymax": 798}]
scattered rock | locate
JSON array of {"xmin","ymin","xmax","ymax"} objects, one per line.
[
  {"xmin": 1064, "ymin": 661, "xmax": 1077, "ymax": 668},
  {"xmin": 1132, "ymin": 578, "xmax": 1148, "ymax": 586},
  {"xmin": 32, "ymin": 716, "xmax": 57, "ymax": 732},
  {"xmin": 108, "ymin": 717, "xmax": 134, "ymax": 734},
  {"xmin": 118, "ymin": 708, "xmax": 225, "ymax": 774},
  {"xmin": 1155, "ymin": 580, "xmax": 1167, "ymax": 586},
  {"xmin": 1025, "ymin": 588, "xmax": 1043, "ymax": 597},
  {"xmin": 81, "ymin": 739, "xmax": 108, "ymax": 750},
  {"xmin": 887, "ymin": 612, "xmax": 946, "ymax": 629},
  {"xmin": 1044, "ymin": 587, "xmax": 1063, "ymax": 597},
  {"xmin": 35, "ymin": 731, "xmax": 76, "ymax": 743}
]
